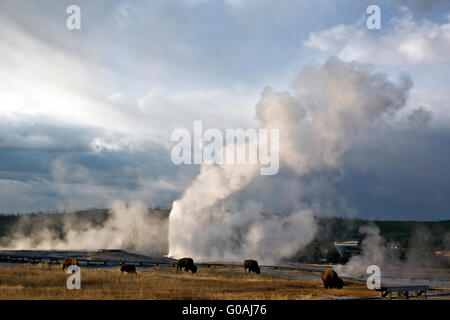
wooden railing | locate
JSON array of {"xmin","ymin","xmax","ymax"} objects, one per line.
[{"xmin": 376, "ymin": 285, "xmax": 430, "ymax": 299}]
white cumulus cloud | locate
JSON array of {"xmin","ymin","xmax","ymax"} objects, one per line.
[{"xmin": 304, "ymin": 13, "xmax": 450, "ymax": 65}]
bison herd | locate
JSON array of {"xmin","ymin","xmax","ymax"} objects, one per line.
[
  {"xmin": 60, "ymin": 257, "xmax": 261, "ymax": 277},
  {"xmin": 60, "ymin": 257, "xmax": 344, "ymax": 289}
]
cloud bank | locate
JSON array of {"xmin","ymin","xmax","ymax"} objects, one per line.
[
  {"xmin": 304, "ymin": 13, "xmax": 450, "ymax": 65},
  {"xmin": 0, "ymin": 1, "xmax": 449, "ymax": 223}
]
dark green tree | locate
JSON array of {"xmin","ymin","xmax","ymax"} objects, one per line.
[
  {"xmin": 326, "ymin": 247, "xmax": 340, "ymax": 264},
  {"xmin": 338, "ymin": 248, "xmax": 350, "ymax": 265}
]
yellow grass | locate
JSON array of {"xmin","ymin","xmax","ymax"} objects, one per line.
[{"xmin": 0, "ymin": 264, "xmax": 379, "ymax": 300}]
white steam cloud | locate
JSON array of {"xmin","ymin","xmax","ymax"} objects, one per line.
[
  {"xmin": 2, "ymin": 201, "xmax": 167, "ymax": 254},
  {"xmin": 334, "ymin": 225, "xmax": 387, "ymax": 278},
  {"xmin": 334, "ymin": 224, "xmax": 450, "ymax": 285},
  {"xmin": 168, "ymin": 57, "xmax": 412, "ymax": 263}
]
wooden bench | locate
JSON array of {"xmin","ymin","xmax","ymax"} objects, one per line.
[{"xmin": 376, "ymin": 285, "xmax": 430, "ymax": 299}]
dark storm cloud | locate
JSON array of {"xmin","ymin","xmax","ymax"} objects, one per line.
[
  {"xmin": 0, "ymin": 144, "xmax": 198, "ymax": 213},
  {"xmin": 339, "ymin": 125, "xmax": 450, "ymax": 221},
  {"xmin": 0, "ymin": 117, "xmax": 98, "ymax": 152},
  {"xmin": 230, "ymin": 123, "xmax": 450, "ymax": 221}
]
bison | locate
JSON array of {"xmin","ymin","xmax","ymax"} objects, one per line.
[
  {"xmin": 120, "ymin": 264, "xmax": 137, "ymax": 276},
  {"xmin": 321, "ymin": 269, "xmax": 344, "ymax": 289},
  {"xmin": 244, "ymin": 259, "xmax": 261, "ymax": 274},
  {"xmin": 62, "ymin": 258, "xmax": 79, "ymax": 271},
  {"xmin": 177, "ymin": 257, "xmax": 197, "ymax": 273}
]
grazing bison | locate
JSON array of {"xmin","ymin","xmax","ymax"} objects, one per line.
[
  {"xmin": 62, "ymin": 258, "xmax": 79, "ymax": 271},
  {"xmin": 177, "ymin": 257, "xmax": 197, "ymax": 273},
  {"xmin": 244, "ymin": 259, "xmax": 261, "ymax": 274},
  {"xmin": 321, "ymin": 269, "xmax": 344, "ymax": 289},
  {"xmin": 120, "ymin": 264, "xmax": 137, "ymax": 275}
]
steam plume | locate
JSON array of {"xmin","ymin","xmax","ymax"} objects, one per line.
[
  {"xmin": 334, "ymin": 225, "xmax": 387, "ymax": 278},
  {"xmin": 1, "ymin": 201, "xmax": 167, "ymax": 254},
  {"xmin": 168, "ymin": 57, "xmax": 412, "ymax": 262}
]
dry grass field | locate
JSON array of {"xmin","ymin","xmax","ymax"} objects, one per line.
[{"xmin": 0, "ymin": 264, "xmax": 379, "ymax": 300}]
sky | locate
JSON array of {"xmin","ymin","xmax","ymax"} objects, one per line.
[{"xmin": 0, "ymin": 0, "xmax": 449, "ymax": 220}]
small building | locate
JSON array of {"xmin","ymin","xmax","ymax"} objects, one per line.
[{"xmin": 333, "ymin": 240, "xmax": 361, "ymax": 257}]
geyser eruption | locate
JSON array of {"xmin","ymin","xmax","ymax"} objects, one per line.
[{"xmin": 168, "ymin": 57, "xmax": 412, "ymax": 263}]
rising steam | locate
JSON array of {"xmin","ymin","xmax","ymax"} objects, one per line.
[
  {"xmin": 168, "ymin": 57, "xmax": 412, "ymax": 262},
  {"xmin": 334, "ymin": 225, "xmax": 388, "ymax": 278},
  {"xmin": 1, "ymin": 201, "xmax": 167, "ymax": 254},
  {"xmin": 334, "ymin": 224, "xmax": 450, "ymax": 286}
]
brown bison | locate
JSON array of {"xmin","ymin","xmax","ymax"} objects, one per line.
[
  {"xmin": 120, "ymin": 264, "xmax": 137, "ymax": 275},
  {"xmin": 177, "ymin": 257, "xmax": 197, "ymax": 273},
  {"xmin": 244, "ymin": 259, "xmax": 261, "ymax": 274},
  {"xmin": 62, "ymin": 258, "xmax": 79, "ymax": 271},
  {"xmin": 321, "ymin": 269, "xmax": 344, "ymax": 289}
]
